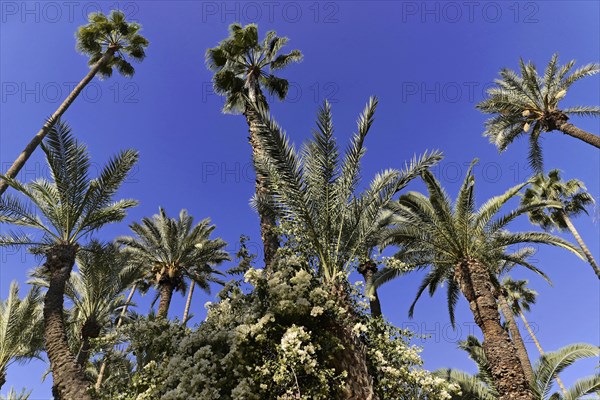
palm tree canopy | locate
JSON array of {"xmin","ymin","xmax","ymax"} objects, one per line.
[
  {"xmin": 116, "ymin": 208, "xmax": 230, "ymax": 295},
  {"xmin": 206, "ymin": 23, "xmax": 302, "ymax": 113},
  {"xmin": 502, "ymin": 277, "xmax": 538, "ymax": 315},
  {"xmin": 76, "ymin": 10, "xmax": 149, "ymax": 78},
  {"xmin": 477, "ymin": 53, "xmax": 599, "ymax": 172},
  {"xmin": 521, "ymin": 170, "xmax": 594, "ymax": 231},
  {"xmin": 0, "ymin": 120, "xmax": 138, "ymax": 250},
  {"xmin": 370, "ymin": 159, "xmax": 584, "ymax": 326},
  {"xmin": 0, "ymin": 282, "xmax": 44, "ymax": 372},
  {"xmin": 249, "ymin": 97, "xmax": 442, "ymax": 282}
]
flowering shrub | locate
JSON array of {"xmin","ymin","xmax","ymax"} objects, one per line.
[{"xmin": 98, "ymin": 253, "xmax": 458, "ymax": 399}]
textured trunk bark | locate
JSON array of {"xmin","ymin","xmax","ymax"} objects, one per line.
[
  {"xmin": 243, "ymin": 82, "xmax": 279, "ymax": 272},
  {"xmin": 498, "ymin": 293, "xmax": 535, "ymax": 384},
  {"xmin": 157, "ymin": 283, "xmax": 175, "ymax": 319},
  {"xmin": 0, "ymin": 48, "xmax": 116, "ymax": 197},
  {"xmin": 358, "ymin": 262, "xmax": 382, "ymax": 318},
  {"xmin": 329, "ymin": 281, "xmax": 378, "ymax": 400},
  {"xmin": 519, "ymin": 312, "xmax": 568, "ymax": 396},
  {"xmin": 562, "ymin": 212, "xmax": 600, "ymax": 279},
  {"xmin": 182, "ymin": 280, "xmax": 195, "ymax": 325},
  {"xmin": 76, "ymin": 338, "xmax": 91, "ymax": 367},
  {"xmin": 43, "ymin": 245, "xmax": 92, "ymax": 400},
  {"xmin": 456, "ymin": 259, "xmax": 533, "ymax": 400},
  {"xmin": 558, "ymin": 122, "xmax": 600, "ymax": 149},
  {"xmin": 95, "ymin": 285, "xmax": 136, "ymax": 390}
]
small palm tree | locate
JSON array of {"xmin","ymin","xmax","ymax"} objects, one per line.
[
  {"xmin": 521, "ymin": 170, "xmax": 599, "ymax": 279},
  {"xmin": 0, "ymin": 10, "xmax": 149, "ymax": 197},
  {"xmin": 117, "ymin": 208, "xmax": 229, "ymax": 319},
  {"xmin": 369, "ymin": 160, "xmax": 583, "ymax": 400},
  {"xmin": 0, "ymin": 282, "xmax": 43, "ymax": 389},
  {"xmin": 477, "ymin": 53, "xmax": 600, "ymax": 172},
  {"xmin": 0, "ymin": 121, "xmax": 138, "ymax": 399},
  {"xmin": 249, "ymin": 97, "xmax": 442, "ymax": 398},
  {"xmin": 436, "ymin": 336, "xmax": 600, "ymax": 400},
  {"xmin": 206, "ymin": 23, "xmax": 302, "ymax": 269}
]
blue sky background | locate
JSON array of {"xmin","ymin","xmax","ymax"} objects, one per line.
[{"xmin": 1, "ymin": 1, "xmax": 599, "ymax": 398}]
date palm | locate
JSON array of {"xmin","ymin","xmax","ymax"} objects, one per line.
[
  {"xmin": 0, "ymin": 10, "xmax": 148, "ymax": 197},
  {"xmin": 477, "ymin": 53, "xmax": 600, "ymax": 172},
  {"xmin": 249, "ymin": 97, "xmax": 442, "ymax": 399},
  {"xmin": 521, "ymin": 170, "xmax": 599, "ymax": 279},
  {"xmin": 0, "ymin": 282, "xmax": 43, "ymax": 389},
  {"xmin": 206, "ymin": 23, "xmax": 302, "ymax": 269},
  {"xmin": 116, "ymin": 208, "xmax": 229, "ymax": 319},
  {"xmin": 0, "ymin": 121, "xmax": 138, "ymax": 399},
  {"xmin": 436, "ymin": 336, "xmax": 600, "ymax": 400},
  {"xmin": 370, "ymin": 160, "xmax": 583, "ymax": 400}
]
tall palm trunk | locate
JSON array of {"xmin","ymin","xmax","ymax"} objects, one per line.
[
  {"xmin": 546, "ymin": 110, "xmax": 600, "ymax": 149},
  {"xmin": 456, "ymin": 259, "xmax": 533, "ymax": 400},
  {"xmin": 157, "ymin": 283, "xmax": 175, "ymax": 319},
  {"xmin": 329, "ymin": 281, "xmax": 378, "ymax": 400},
  {"xmin": 0, "ymin": 47, "xmax": 116, "ymax": 197},
  {"xmin": 95, "ymin": 285, "xmax": 136, "ymax": 390},
  {"xmin": 243, "ymin": 81, "xmax": 279, "ymax": 271},
  {"xmin": 182, "ymin": 281, "xmax": 195, "ymax": 325},
  {"xmin": 519, "ymin": 311, "xmax": 568, "ymax": 396},
  {"xmin": 43, "ymin": 245, "xmax": 92, "ymax": 400},
  {"xmin": 358, "ymin": 261, "xmax": 382, "ymax": 318},
  {"xmin": 561, "ymin": 211, "xmax": 600, "ymax": 279},
  {"xmin": 497, "ymin": 293, "xmax": 535, "ymax": 383}
]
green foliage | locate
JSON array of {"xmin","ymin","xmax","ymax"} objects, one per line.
[
  {"xmin": 98, "ymin": 253, "xmax": 458, "ymax": 399},
  {"xmin": 0, "ymin": 388, "xmax": 32, "ymax": 400},
  {"xmin": 370, "ymin": 160, "xmax": 583, "ymax": 327},
  {"xmin": 76, "ymin": 10, "xmax": 149, "ymax": 78},
  {"xmin": 521, "ymin": 170, "xmax": 594, "ymax": 231},
  {"xmin": 206, "ymin": 23, "xmax": 302, "ymax": 113},
  {"xmin": 477, "ymin": 54, "xmax": 599, "ymax": 172}
]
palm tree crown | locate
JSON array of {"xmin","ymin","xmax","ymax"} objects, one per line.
[
  {"xmin": 251, "ymin": 97, "xmax": 442, "ymax": 282},
  {"xmin": 116, "ymin": 208, "xmax": 230, "ymax": 318},
  {"xmin": 77, "ymin": 10, "xmax": 149, "ymax": 78},
  {"xmin": 206, "ymin": 23, "xmax": 302, "ymax": 112},
  {"xmin": 477, "ymin": 53, "xmax": 600, "ymax": 172}
]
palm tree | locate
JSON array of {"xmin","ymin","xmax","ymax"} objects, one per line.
[
  {"xmin": 521, "ymin": 170, "xmax": 599, "ymax": 279},
  {"xmin": 206, "ymin": 23, "xmax": 302, "ymax": 270},
  {"xmin": 502, "ymin": 277, "xmax": 569, "ymax": 396},
  {"xmin": 436, "ymin": 336, "xmax": 600, "ymax": 399},
  {"xmin": 369, "ymin": 160, "xmax": 583, "ymax": 400},
  {"xmin": 477, "ymin": 53, "xmax": 600, "ymax": 172},
  {"xmin": 28, "ymin": 241, "xmax": 143, "ymax": 367},
  {"xmin": 0, "ymin": 121, "xmax": 138, "ymax": 399},
  {"xmin": 116, "ymin": 208, "xmax": 229, "ymax": 319},
  {"xmin": 249, "ymin": 97, "xmax": 442, "ymax": 398},
  {"xmin": 0, "ymin": 10, "xmax": 148, "ymax": 197},
  {"xmin": 0, "ymin": 282, "xmax": 44, "ymax": 389},
  {"xmin": 0, "ymin": 388, "xmax": 32, "ymax": 400}
]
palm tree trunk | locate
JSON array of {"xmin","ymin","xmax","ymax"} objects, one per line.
[
  {"xmin": 329, "ymin": 281, "xmax": 378, "ymax": 400},
  {"xmin": 95, "ymin": 285, "xmax": 136, "ymax": 390},
  {"xmin": 457, "ymin": 259, "xmax": 533, "ymax": 400},
  {"xmin": 43, "ymin": 245, "xmax": 92, "ymax": 400},
  {"xmin": 358, "ymin": 262, "xmax": 382, "ymax": 318},
  {"xmin": 519, "ymin": 311, "xmax": 568, "ymax": 396},
  {"xmin": 157, "ymin": 283, "xmax": 174, "ymax": 319},
  {"xmin": 76, "ymin": 338, "xmax": 92, "ymax": 367},
  {"xmin": 182, "ymin": 281, "xmax": 195, "ymax": 325},
  {"xmin": 561, "ymin": 212, "xmax": 600, "ymax": 279},
  {"xmin": 0, "ymin": 48, "xmax": 116, "ymax": 197},
  {"xmin": 244, "ymin": 82, "xmax": 279, "ymax": 272},
  {"xmin": 498, "ymin": 293, "xmax": 535, "ymax": 383},
  {"xmin": 558, "ymin": 122, "xmax": 600, "ymax": 149}
]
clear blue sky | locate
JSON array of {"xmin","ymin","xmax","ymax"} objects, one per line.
[{"xmin": 1, "ymin": 1, "xmax": 598, "ymax": 398}]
